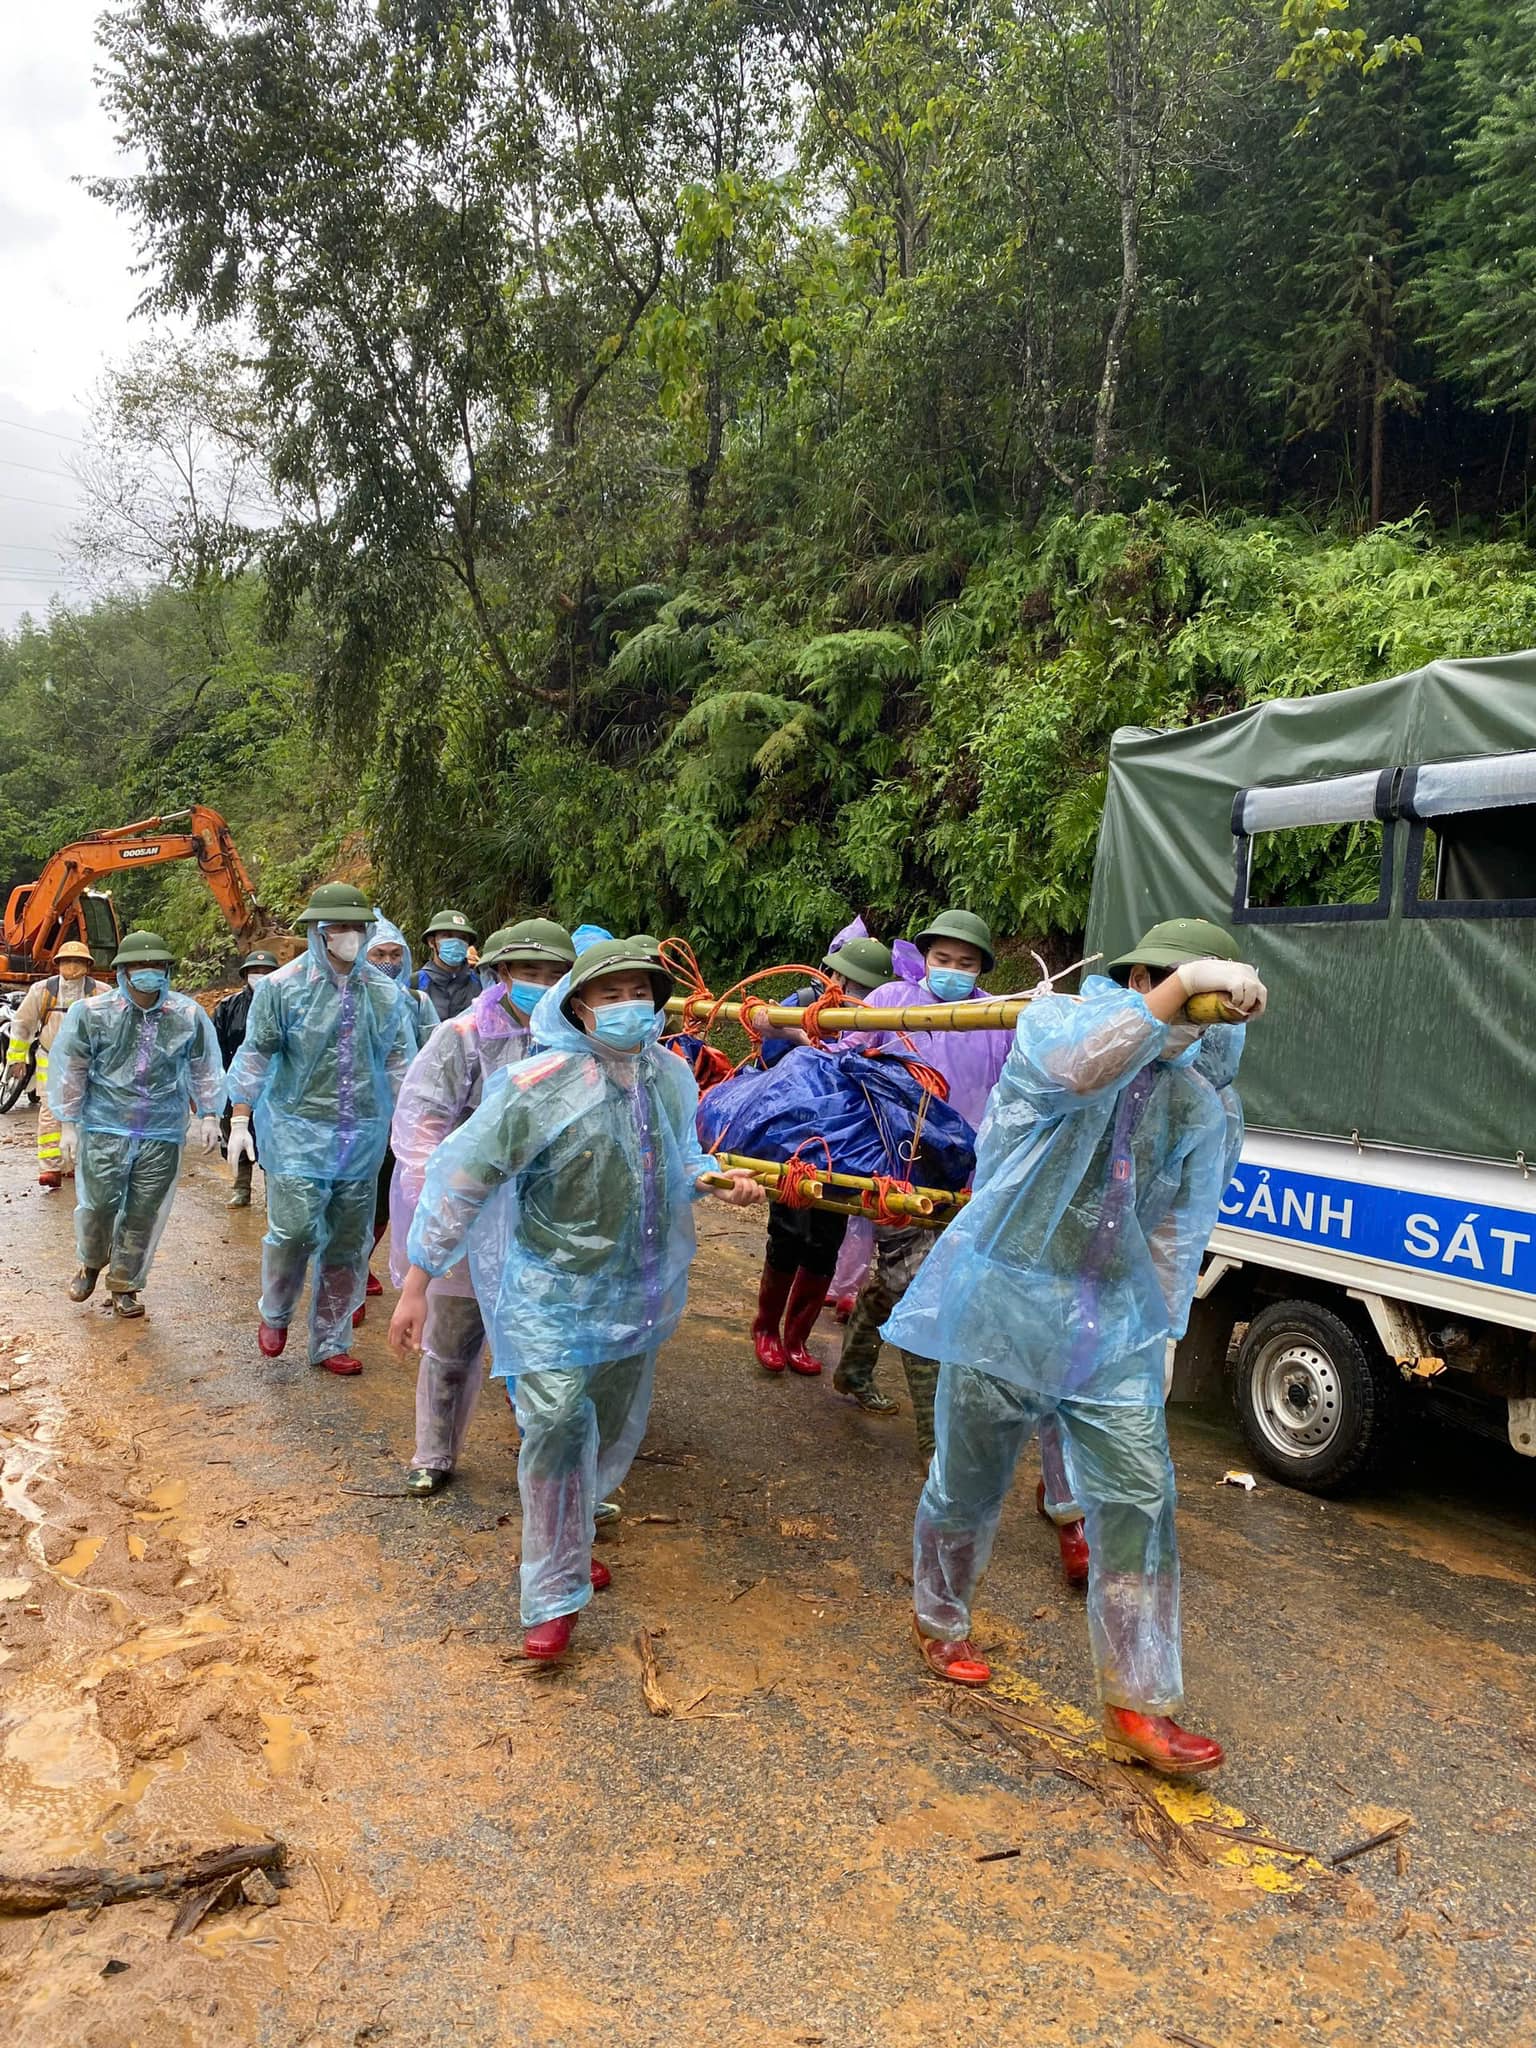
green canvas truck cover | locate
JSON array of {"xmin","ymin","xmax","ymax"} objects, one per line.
[{"xmin": 1086, "ymin": 649, "xmax": 1536, "ymax": 1165}]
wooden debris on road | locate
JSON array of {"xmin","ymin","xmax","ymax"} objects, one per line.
[
  {"xmin": 944, "ymin": 1696, "xmax": 1213, "ymax": 1881},
  {"xmin": 1330, "ymin": 1816, "xmax": 1413, "ymax": 1867},
  {"xmin": 635, "ymin": 1628, "xmax": 672, "ymax": 1717},
  {"xmin": 1193, "ymin": 1819, "xmax": 1317, "ymax": 1861},
  {"xmin": 0, "ymin": 1839, "xmax": 286, "ymax": 1918}
]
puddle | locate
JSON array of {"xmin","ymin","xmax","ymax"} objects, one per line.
[
  {"xmin": 259, "ymin": 1710, "xmax": 311, "ymax": 1778},
  {"xmin": 55, "ymin": 1534, "xmax": 104, "ymax": 1579},
  {"xmin": 192, "ymin": 1916, "xmax": 285, "ymax": 1961},
  {"xmin": 147, "ymin": 1477, "xmax": 188, "ymax": 1513},
  {"xmin": 3, "ymin": 1698, "xmax": 118, "ymax": 1788},
  {"xmin": 89, "ymin": 1605, "xmax": 233, "ymax": 1675}
]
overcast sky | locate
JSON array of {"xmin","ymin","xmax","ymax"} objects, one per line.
[{"xmin": 0, "ymin": 5, "xmax": 151, "ymax": 630}]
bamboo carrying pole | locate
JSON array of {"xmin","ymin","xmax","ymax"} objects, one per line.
[
  {"xmin": 699, "ymin": 1152, "xmax": 971, "ymax": 1225},
  {"xmin": 666, "ymin": 990, "xmax": 1235, "ymax": 1033},
  {"xmin": 666, "ymin": 994, "xmax": 1029, "ymax": 1034}
]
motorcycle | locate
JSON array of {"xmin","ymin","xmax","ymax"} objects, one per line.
[{"xmin": 0, "ymin": 992, "xmax": 39, "ymax": 1114}]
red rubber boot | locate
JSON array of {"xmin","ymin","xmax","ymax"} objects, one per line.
[
  {"xmin": 751, "ymin": 1262, "xmax": 793, "ymax": 1373},
  {"xmin": 258, "ymin": 1320, "xmax": 288, "ymax": 1358},
  {"xmin": 781, "ymin": 1268, "xmax": 831, "ymax": 1376},
  {"xmin": 1036, "ymin": 1478, "xmax": 1090, "ymax": 1589},
  {"xmin": 1056, "ymin": 1519, "xmax": 1090, "ymax": 1589},
  {"xmin": 366, "ymin": 1270, "xmax": 384, "ymax": 1298},
  {"xmin": 523, "ymin": 1613, "xmax": 576, "ymax": 1661},
  {"xmin": 352, "ymin": 1303, "xmax": 366, "ymax": 1328},
  {"xmin": 314, "ymin": 1353, "xmax": 364, "ymax": 1376},
  {"xmin": 912, "ymin": 1615, "xmax": 991, "ymax": 1686},
  {"xmin": 1104, "ymin": 1707, "xmax": 1224, "ymax": 1776},
  {"xmin": 589, "ymin": 1557, "xmax": 611, "ymax": 1591}
]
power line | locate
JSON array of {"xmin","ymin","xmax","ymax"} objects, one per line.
[
  {"xmin": 0, "ymin": 416, "xmax": 85, "ymax": 447},
  {"xmin": 0, "ymin": 454, "xmax": 79, "ymax": 483},
  {"xmin": 0, "ymin": 489, "xmax": 79, "ymax": 511}
]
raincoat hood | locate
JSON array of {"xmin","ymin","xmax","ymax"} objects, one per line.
[
  {"xmin": 532, "ymin": 969, "xmax": 663, "ymax": 1065},
  {"xmin": 408, "ymin": 967, "xmax": 715, "ymax": 1380},
  {"xmin": 367, "ymin": 911, "xmax": 415, "ymax": 984},
  {"xmin": 308, "ymin": 914, "xmax": 378, "ymax": 980}
]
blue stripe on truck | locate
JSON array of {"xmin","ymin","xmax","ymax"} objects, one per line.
[{"xmin": 1219, "ymin": 1163, "xmax": 1536, "ymax": 1296}]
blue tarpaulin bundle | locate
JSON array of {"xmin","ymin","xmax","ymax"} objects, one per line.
[{"xmin": 696, "ymin": 1044, "xmax": 976, "ymax": 1190}]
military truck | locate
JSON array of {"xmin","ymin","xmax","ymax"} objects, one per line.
[{"xmin": 1088, "ymin": 650, "xmax": 1536, "ymax": 1493}]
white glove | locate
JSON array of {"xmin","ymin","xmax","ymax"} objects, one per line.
[
  {"xmin": 199, "ymin": 1114, "xmax": 221, "ymax": 1153},
  {"xmin": 1175, "ymin": 957, "xmax": 1267, "ymax": 1020},
  {"xmin": 227, "ymin": 1115, "xmax": 256, "ymax": 1168},
  {"xmin": 59, "ymin": 1123, "xmax": 78, "ymax": 1170}
]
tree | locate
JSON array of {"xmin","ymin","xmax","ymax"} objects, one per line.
[
  {"xmin": 94, "ymin": 0, "xmax": 782, "ymax": 734},
  {"xmin": 1031, "ymin": 0, "xmax": 1259, "ymax": 509},
  {"xmin": 1421, "ymin": 0, "xmax": 1536, "ymax": 419},
  {"xmin": 74, "ymin": 334, "xmax": 276, "ymax": 658}
]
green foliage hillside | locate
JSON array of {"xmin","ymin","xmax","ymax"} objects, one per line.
[{"xmin": 7, "ymin": 0, "xmax": 1536, "ymax": 978}]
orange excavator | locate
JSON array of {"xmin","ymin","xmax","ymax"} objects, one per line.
[{"xmin": 1, "ymin": 806, "xmax": 278, "ymax": 989}]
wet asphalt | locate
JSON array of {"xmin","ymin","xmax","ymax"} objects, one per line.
[{"xmin": 2, "ymin": 1115, "xmax": 1534, "ymax": 2047}]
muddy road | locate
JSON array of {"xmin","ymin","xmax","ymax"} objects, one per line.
[{"xmin": 2, "ymin": 1108, "xmax": 1534, "ymax": 2048}]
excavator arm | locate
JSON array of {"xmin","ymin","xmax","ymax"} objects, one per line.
[{"xmin": 3, "ymin": 806, "xmax": 276, "ymax": 983}]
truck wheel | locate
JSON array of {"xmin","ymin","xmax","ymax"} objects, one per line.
[{"xmin": 1229, "ymin": 1300, "xmax": 1398, "ymax": 1494}]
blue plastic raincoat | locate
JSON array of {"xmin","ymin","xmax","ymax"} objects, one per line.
[
  {"xmin": 370, "ymin": 912, "xmax": 438, "ymax": 1050},
  {"xmin": 49, "ymin": 978, "xmax": 224, "ymax": 1140},
  {"xmin": 407, "ymin": 975, "xmax": 714, "ymax": 1380},
  {"xmin": 885, "ymin": 978, "xmax": 1245, "ymax": 1408},
  {"xmin": 226, "ymin": 924, "xmax": 414, "ymax": 1183},
  {"xmin": 49, "ymin": 976, "xmax": 225, "ymax": 1295},
  {"xmin": 388, "ymin": 981, "xmax": 535, "ymax": 1297}
]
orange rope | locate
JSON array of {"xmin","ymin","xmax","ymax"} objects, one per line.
[
  {"xmin": 778, "ymin": 1139, "xmax": 833, "ymax": 1209},
  {"xmin": 860, "ymin": 1173, "xmax": 916, "ymax": 1226}
]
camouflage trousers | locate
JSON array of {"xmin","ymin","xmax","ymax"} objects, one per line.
[{"xmin": 833, "ymin": 1224, "xmax": 941, "ymax": 1458}]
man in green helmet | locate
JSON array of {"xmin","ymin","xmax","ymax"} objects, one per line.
[
  {"xmin": 418, "ymin": 908, "xmax": 479, "ymax": 1023},
  {"xmin": 387, "ymin": 916, "xmax": 577, "ymax": 1494},
  {"xmin": 888, "ymin": 918, "xmax": 1264, "ymax": 1776},
  {"xmin": 227, "ymin": 883, "xmax": 415, "ymax": 1375},
  {"xmin": 393, "ymin": 937, "xmax": 762, "ymax": 1663},
  {"xmin": 749, "ymin": 927, "xmax": 895, "ymax": 1377},
  {"xmin": 835, "ymin": 910, "xmax": 1015, "ymax": 1460},
  {"xmin": 214, "ymin": 948, "xmax": 280, "ymax": 1208},
  {"xmin": 48, "ymin": 930, "xmax": 225, "ymax": 1316}
]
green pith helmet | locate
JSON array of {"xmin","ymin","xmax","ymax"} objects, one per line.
[
  {"xmin": 914, "ymin": 909, "xmax": 995, "ymax": 973},
  {"xmin": 112, "ymin": 928, "xmax": 175, "ymax": 968},
  {"xmin": 424, "ymin": 908, "xmax": 477, "ymax": 941},
  {"xmin": 295, "ymin": 881, "xmax": 374, "ymax": 926},
  {"xmin": 240, "ymin": 949, "xmax": 280, "ymax": 973},
  {"xmin": 564, "ymin": 936, "xmax": 674, "ymax": 1014},
  {"xmin": 1107, "ymin": 917, "xmax": 1241, "ymax": 983},
  {"xmin": 825, "ymin": 936, "xmax": 893, "ymax": 993},
  {"xmin": 481, "ymin": 917, "xmax": 576, "ymax": 970}
]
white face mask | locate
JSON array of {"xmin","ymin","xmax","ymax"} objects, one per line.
[{"xmin": 324, "ymin": 928, "xmax": 363, "ymax": 964}]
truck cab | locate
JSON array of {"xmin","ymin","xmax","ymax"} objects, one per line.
[{"xmin": 1088, "ymin": 650, "xmax": 1536, "ymax": 1492}]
